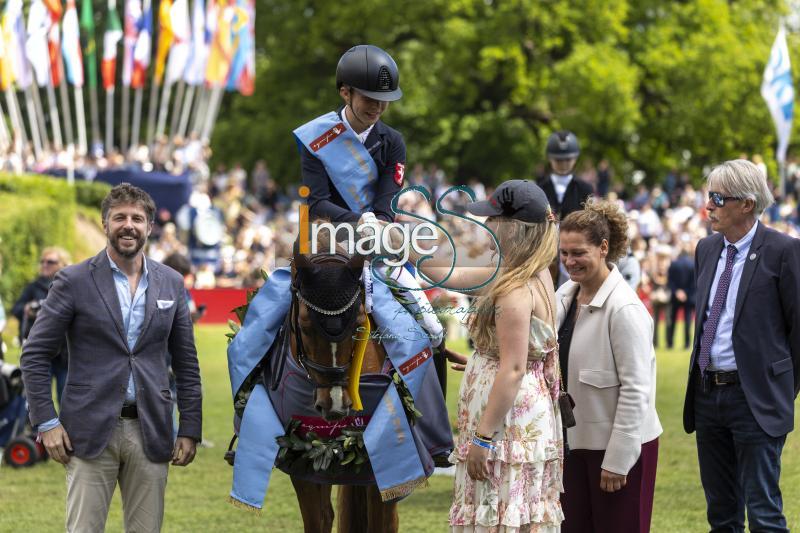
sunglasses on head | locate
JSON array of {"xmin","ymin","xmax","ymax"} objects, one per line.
[{"xmin": 708, "ymin": 191, "xmax": 743, "ymax": 207}]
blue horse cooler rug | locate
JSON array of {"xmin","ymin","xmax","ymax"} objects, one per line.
[{"xmin": 227, "ymin": 268, "xmax": 454, "ymax": 511}]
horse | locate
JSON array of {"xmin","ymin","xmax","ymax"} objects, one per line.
[{"xmin": 286, "ymin": 241, "xmax": 399, "ymax": 533}]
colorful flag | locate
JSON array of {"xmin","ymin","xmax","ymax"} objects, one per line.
[
  {"xmin": 102, "ymin": 2, "xmax": 123, "ymax": 90},
  {"xmin": 225, "ymin": 0, "xmax": 253, "ymax": 95},
  {"xmin": 131, "ymin": 1, "xmax": 151, "ymax": 89},
  {"xmin": 153, "ymin": 0, "xmax": 173, "ymax": 85},
  {"xmin": 122, "ymin": 0, "xmax": 141, "ymax": 87},
  {"xmin": 61, "ymin": 0, "xmax": 83, "ymax": 87},
  {"xmin": 165, "ymin": 0, "xmax": 189, "ymax": 85},
  {"xmin": 26, "ymin": 0, "xmax": 52, "ymax": 87},
  {"xmin": 0, "ymin": 9, "xmax": 15, "ymax": 91},
  {"xmin": 204, "ymin": 0, "xmax": 233, "ymax": 87},
  {"xmin": 762, "ymin": 26, "xmax": 794, "ymax": 165},
  {"xmin": 79, "ymin": 0, "xmax": 97, "ymax": 89},
  {"xmin": 6, "ymin": 0, "xmax": 32, "ymax": 89},
  {"xmin": 184, "ymin": 0, "xmax": 206, "ymax": 85},
  {"xmin": 44, "ymin": 0, "xmax": 62, "ymax": 87}
]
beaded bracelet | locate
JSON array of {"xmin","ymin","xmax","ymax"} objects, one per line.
[{"xmin": 470, "ymin": 436, "xmax": 496, "ymax": 451}]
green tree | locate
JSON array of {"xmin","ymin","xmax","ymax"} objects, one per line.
[{"xmin": 213, "ymin": 0, "xmax": 790, "ymax": 189}]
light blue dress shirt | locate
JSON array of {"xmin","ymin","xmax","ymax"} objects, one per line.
[
  {"xmin": 108, "ymin": 253, "xmax": 149, "ymax": 404},
  {"xmin": 39, "ymin": 253, "xmax": 149, "ymax": 432},
  {"xmin": 705, "ymin": 220, "xmax": 759, "ymax": 371}
]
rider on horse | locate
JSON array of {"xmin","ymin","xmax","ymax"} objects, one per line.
[{"xmin": 226, "ymin": 45, "xmax": 452, "ymax": 515}]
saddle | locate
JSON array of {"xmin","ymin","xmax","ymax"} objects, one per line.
[{"xmin": 261, "ymin": 313, "xmax": 292, "ymax": 392}]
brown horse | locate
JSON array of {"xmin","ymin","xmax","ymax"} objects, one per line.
[{"xmin": 288, "ymin": 244, "xmax": 399, "ymax": 533}]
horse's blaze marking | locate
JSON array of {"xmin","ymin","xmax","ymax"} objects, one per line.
[
  {"xmin": 330, "ymin": 386, "xmax": 344, "ymax": 413},
  {"xmin": 398, "ymin": 347, "xmax": 433, "ymax": 375}
]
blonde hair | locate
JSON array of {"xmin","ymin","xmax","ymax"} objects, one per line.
[
  {"xmin": 468, "ymin": 216, "xmax": 557, "ymax": 351},
  {"xmin": 41, "ymin": 246, "xmax": 72, "ymax": 267}
]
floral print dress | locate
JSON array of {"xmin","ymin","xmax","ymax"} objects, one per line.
[{"xmin": 449, "ymin": 314, "xmax": 564, "ymax": 533}]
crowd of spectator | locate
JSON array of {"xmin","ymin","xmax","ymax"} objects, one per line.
[{"xmin": 142, "ymin": 154, "xmax": 800, "ymax": 337}]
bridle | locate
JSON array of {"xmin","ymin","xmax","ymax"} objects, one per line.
[{"xmin": 290, "ymin": 252, "xmax": 363, "ymax": 390}]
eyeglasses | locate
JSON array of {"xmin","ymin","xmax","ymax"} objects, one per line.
[
  {"xmin": 708, "ymin": 191, "xmax": 743, "ymax": 207},
  {"xmin": 40, "ymin": 259, "xmax": 59, "ymax": 266}
]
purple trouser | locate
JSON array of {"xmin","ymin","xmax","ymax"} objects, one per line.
[{"xmin": 561, "ymin": 438, "xmax": 659, "ymax": 533}]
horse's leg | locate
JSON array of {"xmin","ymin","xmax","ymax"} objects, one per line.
[
  {"xmin": 337, "ymin": 485, "xmax": 369, "ymax": 533},
  {"xmin": 291, "ymin": 476, "xmax": 334, "ymax": 533},
  {"xmin": 366, "ymin": 485, "xmax": 399, "ymax": 533}
]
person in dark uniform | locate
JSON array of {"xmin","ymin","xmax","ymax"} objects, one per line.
[
  {"xmin": 538, "ymin": 131, "xmax": 594, "ymax": 221},
  {"xmin": 539, "ymin": 130, "xmax": 595, "ymax": 287},
  {"xmin": 302, "ymin": 44, "xmax": 406, "ymax": 225}
]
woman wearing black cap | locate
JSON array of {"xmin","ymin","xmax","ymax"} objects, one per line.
[{"xmin": 394, "ymin": 179, "xmax": 565, "ymax": 531}]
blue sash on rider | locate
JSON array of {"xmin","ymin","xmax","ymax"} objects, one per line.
[{"xmin": 293, "ymin": 111, "xmax": 378, "ymax": 213}]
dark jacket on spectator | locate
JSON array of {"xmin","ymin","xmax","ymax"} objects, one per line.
[
  {"xmin": 668, "ymin": 254, "xmax": 696, "ymax": 305},
  {"xmin": 13, "ymin": 276, "xmax": 68, "ymax": 365}
]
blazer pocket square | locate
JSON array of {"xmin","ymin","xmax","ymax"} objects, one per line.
[{"xmin": 157, "ymin": 299, "xmax": 175, "ymax": 309}]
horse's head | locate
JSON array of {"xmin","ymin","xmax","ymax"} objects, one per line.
[{"xmin": 291, "ymin": 245, "xmax": 367, "ymax": 420}]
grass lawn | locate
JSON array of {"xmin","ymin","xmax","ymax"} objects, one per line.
[{"xmin": 1, "ymin": 323, "xmax": 798, "ymax": 532}]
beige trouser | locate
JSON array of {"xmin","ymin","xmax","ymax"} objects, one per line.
[{"xmin": 64, "ymin": 418, "xmax": 169, "ymax": 533}]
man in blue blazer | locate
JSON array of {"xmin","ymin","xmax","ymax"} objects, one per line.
[
  {"xmin": 21, "ymin": 183, "xmax": 202, "ymax": 532},
  {"xmin": 683, "ymin": 159, "xmax": 800, "ymax": 532}
]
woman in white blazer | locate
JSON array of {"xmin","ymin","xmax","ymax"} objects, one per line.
[{"xmin": 556, "ymin": 200, "xmax": 662, "ymax": 533}]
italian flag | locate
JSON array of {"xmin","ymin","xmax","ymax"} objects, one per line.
[{"xmin": 102, "ymin": 2, "xmax": 123, "ymax": 90}]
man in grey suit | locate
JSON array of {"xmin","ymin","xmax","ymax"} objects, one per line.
[
  {"xmin": 683, "ymin": 160, "xmax": 800, "ymax": 532},
  {"xmin": 21, "ymin": 183, "xmax": 202, "ymax": 532}
]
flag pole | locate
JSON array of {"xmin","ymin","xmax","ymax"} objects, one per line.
[
  {"xmin": 5, "ymin": 89, "xmax": 26, "ymax": 158},
  {"xmin": 146, "ymin": 80, "xmax": 159, "ymax": 148},
  {"xmin": 0, "ymin": 99, "xmax": 11, "ymax": 152},
  {"xmin": 176, "ymin": 82, "xmax": 194, "ymax": 139},
  {"xmin": 11, "ymin": 90, "xmax": 30, "ymax": 147},
  {"xmin": 75, "ymin": 86, "xmax": 88, "ymax": 154},
  {"xmin": 106, "ymin": 88, "xmax": 115, "ymax": 154},
  {"xmin": 58, "ymin": 57, "xmax": 74, "ymax": 148},
  {"xmin": 155, "ymin": 79, "xmax": 172, "ymax": 140},
  {"xmin": 130, "ymin": 86, "xmax": 143, "ymax": 152},
  {"xmin": 165, "ymin": 79, "xmax": 185, "ymax": 154},
  {"xmin": 200, "ymin": 84, "xmax": 222, "ymax": 143},
  {"xmin": 31, "ymin": 87, "xmax": 50, "ymax": 150},
  {"xmin": 189, "ymin": 85, "xmax": 208, "ymax": 136},
  {"xmin": 89, "ymin": 83, "xmax": 102, "ymax": 154},
  {"xmin": 120, "ymin": 84, "xmax": 130, "ymax": 154},
  {"xmin": 23, "ymin": 88, "xmax": 43, "ymax": 158},
  {"xmin": 46, "ymin": 81, "xmax": 63, "ymax": 150}
]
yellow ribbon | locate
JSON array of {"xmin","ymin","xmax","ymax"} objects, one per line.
[{"xmin": 347, "ymin": 313, "xmax": 370, "ymax": 411}]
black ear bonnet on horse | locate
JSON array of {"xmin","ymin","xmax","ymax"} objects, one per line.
[{"xmin": 292, "ymin": 247, "xmax": 365, "ymax": 343}]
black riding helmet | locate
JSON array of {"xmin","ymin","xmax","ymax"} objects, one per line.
[
  {"xmin": 336, "ymin": 45, "xmax": 402, "ymax": 102},
  {"xmin": 546, "ymin": 131, "xmax": 580, "ymax": 160}
]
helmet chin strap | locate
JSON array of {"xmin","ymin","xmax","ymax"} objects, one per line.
[{"xmin": 344, "ymin": 100, "xmax": 370, "ymax": 134}]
